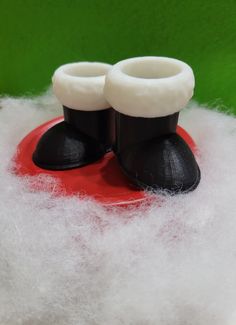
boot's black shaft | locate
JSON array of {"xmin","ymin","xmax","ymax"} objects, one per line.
[
  {"xmin": 114, "ymin": 111, "xmax": 201, "ymax": 193},
  {"xmin": 32, "ymin": 107, "xmax": 114, "ymax": 170},
  {"xmin": 114, "ymin": 111, "xmax": 179, "ymax": 154},
  {"xmin": 63, "ymin": 106, "xmax": 115, "ymax": 153}
]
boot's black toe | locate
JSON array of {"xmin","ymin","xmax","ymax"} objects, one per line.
[
  {"xmin": 32, "ymin": 121, "xmax": 105, "ymax": 170},
  {"xmin": 118, "ymin": 133, "xmax": 200, "ymax": 193}
]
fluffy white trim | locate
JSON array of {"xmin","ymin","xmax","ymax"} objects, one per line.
[
  {"xmin": 104, "ymin": 56, "xmax": 195, "ymax": 117},
  {"xmin": 52, "ymin": 62, "xmax": 111, "ymax": 111}
]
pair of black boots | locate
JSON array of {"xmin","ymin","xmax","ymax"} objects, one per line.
[{"xmin": 33, "ymin": 57, "xmax": 200, "ymax": 193}]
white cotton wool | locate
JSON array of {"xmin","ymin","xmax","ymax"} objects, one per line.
[{"xmin": 0, "ymin": 91, "xmax": 235, "ymax": 325}]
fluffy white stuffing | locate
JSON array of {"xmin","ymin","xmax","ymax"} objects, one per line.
[{"xmin": 0, "ymin": 91, "xmax": 236, "ymax": 325}]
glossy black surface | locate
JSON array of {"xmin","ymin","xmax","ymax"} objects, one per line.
[
  {"xmin": 32, "ymin": 121, "xmax": 105, "ymax": 170},
  {"xmin": 114, "ymin": 112, "xmax": 201, "ymax": 193},
  {"xmin": 114, "ymin": 111, "xmax": 179, "ymax": 154},
  {"xmin": 64, "ymin": 106, "xmax": 115, "ymax": 152},
  {"xmin": 33, "ymin": 107, "xmax": 114, "ymax": 170}
]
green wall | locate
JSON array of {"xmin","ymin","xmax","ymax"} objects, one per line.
[{"xmin": 0, "ymin": 0, "xmax": 236, "ymax": 114}]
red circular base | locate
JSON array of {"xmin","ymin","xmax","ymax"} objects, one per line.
[{"xmin": 13, "ymin": 117, "xmax": 198, "ymax": 207}]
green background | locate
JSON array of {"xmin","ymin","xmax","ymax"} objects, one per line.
[{"xmin": 0, "ymin": 0, "xmax": 236, "ymax": 114}]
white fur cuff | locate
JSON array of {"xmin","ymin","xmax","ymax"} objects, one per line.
[
  {"xmin": 52, "ymin": 62, "xmax": 111, "ymax": 111},
  {"xmin": 104, "ymin": 57, "xmax": 195, "ymax": 118}
]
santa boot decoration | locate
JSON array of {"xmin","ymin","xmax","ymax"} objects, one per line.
[
  {"xmin": 104, "ymin": 56, "xmax": 200, "ymax": 193},
  {"xmin": 33, "ymin": 62, "xmax": 114, "ymax": 170}
]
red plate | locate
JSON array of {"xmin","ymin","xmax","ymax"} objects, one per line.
[{"xmin": 13, "ymin": 117, "xmax": 198, "ymax": 207}]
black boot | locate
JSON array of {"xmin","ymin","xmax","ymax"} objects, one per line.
[
  {"xmin": 104, "ymin": 56, "xmax": 201, "ymax": 193},
  {"xmin": 33, "ymin": 62, "xmax": 114, "ymax": 170}
]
